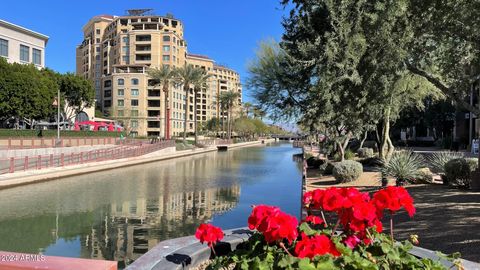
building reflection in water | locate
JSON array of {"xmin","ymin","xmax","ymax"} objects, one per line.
[{"xmin": 83, "ymin": 185, "xmax": 240, "ymax": 266}]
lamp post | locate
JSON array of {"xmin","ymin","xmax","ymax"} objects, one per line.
[{"xmin": 57, "ymin": 88, "xmax": 60, "ymax": 142}]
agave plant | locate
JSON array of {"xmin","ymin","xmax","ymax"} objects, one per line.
[
  {"xmin": 382, "ymin": 151, "xmax": 425, "ymax": 186},
  {"xmin": 426, "ymin": 151, "xmax": 463, "ymax": 174}
]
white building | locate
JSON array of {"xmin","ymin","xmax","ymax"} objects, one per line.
[{"xmin": 0, "ymin": 19, "xmax": 48, "ymax": 68}]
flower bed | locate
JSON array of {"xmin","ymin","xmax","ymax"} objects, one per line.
[
  {"xmin": 195, "ymin": 187, "xmax": 467, "ymax": 270},
  {"xmin": 126, "ymin": 187, "xmax": 479, "ymax": 270}
]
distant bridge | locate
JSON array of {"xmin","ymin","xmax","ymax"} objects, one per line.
[{"xmin": 271, "ymin": 134, "xmax": 306, "ymax": 141}]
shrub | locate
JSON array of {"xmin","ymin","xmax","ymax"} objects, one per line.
[
  {"xmin": 306, "ymin": 157, "xmax": 325, "ymax": 168},
  {"xmin": 359, "ymin": 157, "xmax": 383, "ymax": 167},
  {"xmin": 415, "ymin": 168, "xmax": 433, "ymax": 184},
  {"xmin": 344, "ymin": 149, "xmax": 355, "ymax": 160},
  {"xmin": 319, "ymin": 162, "xmax": 335, "ymax": 175},
  {"xmin": 332, "ymin": 160, "xmax": 363, "ymax": 183},
  {"xmin": 357, "ymin": 147, "xmax": 374, "ymax": 158},
  {"xmin": 426, "ymin": 151, "xmax": 463, "ymax": 174},
  {"xmin": 382, "ymin": 151, "xmax": 424, "ymax": 186},
  {"xmin": 445, "ymin": 158, "xmax": 478, "ymax": 188}
]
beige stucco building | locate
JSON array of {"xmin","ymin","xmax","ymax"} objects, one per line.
[
  {"xmin": 0, "ymin": 19, "xmax": 48, "ymax": 68},
  {"xmin": 76, "ymin": 10, "xmax": 242, "ymax": 137}
]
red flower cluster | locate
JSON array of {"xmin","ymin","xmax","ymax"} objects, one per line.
[
  {"xmin": 195, "ymin": 223, "xmax": 224, "ymax": 247},
  {"xmin": 248, "ymin": 205, "xmax": 298, "ymax": 244},
  {"xmin": 195, "ymin": 187, "xmax": 417, "ymax": 261},
  {"xmin": 303, "ymin": 215, "xmax": 324, "ymax": 225},
  {"xmin": 372, "ymin": 186, "xmax": 416, "ymax": 217},
  {"xmin": 303, "ymin": 186, "xmax": 416, "ymax": 248},
  {"xmin": 294, "ymin": 233, "xmax": 340, "ymax": 258}
]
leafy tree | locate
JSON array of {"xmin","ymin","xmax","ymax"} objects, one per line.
[
  {"xmin": 147, "ymin": 66, "xmax": 175, "ymax": 139},
  {"xmin": 0, "ymin": 58, "xmax": 56, "ymax": 127},
  {"xmin": 58, "ymin": 73, "xmax": 95, "ymax": 124}
]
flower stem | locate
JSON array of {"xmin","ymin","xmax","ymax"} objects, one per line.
[
  {"xmin": 331, "ymin": 210, "xmax": 342, "ymax": 239},
  {"xmin": 210, "ymin": 245, "xmax": 217, "ymax": 257},
  {"xmin": 320, "ymin": 210, "xmax": 328, "ymax": 226},
  {"xmin": 278, "ymin": 242, "xmax": 293, "ymax": 256},
  {"xmin": 390, "ymin": 211, "xmax": 394, "ymax": 244}
]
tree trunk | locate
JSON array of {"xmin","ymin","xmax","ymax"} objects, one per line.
[
  {"xmin": 183, "ymin": 86, "xmax": 189, "ymax": 143},
  {"xmin": 163, "ymin": 83, "xmax": 170, "ymax": 140},
  {"xmin": 336, "ymin": 135, "xmax": 350, "ymax": 162},
  {"xmin": 359, "ymin": 130, "xmax": 368, "ymax": 149},
  {"xmin": 194, "ymin": 89, "xmax": 198, "ymax": 145},
  {"xmin": 379, "ymin": 107, "xmax": 394, "ymax": 161}
]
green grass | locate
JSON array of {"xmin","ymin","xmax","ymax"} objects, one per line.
[{"xmin": 0, "ymin": 129, "xmax": 122, "ymax": 138}]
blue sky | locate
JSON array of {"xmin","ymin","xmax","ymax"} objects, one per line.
[{"xmin": 0, "ymin": 0, "xmax": 289, "ymax": 103}]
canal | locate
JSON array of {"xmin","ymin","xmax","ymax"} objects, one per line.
[{"xmin": 0, "ymin": 143, "xmax": 302, "ymax": 268}]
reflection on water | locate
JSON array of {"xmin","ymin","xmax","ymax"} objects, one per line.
[{"xmin": 0, "ymin": 143, "xmax": 301, "ymax": 268}]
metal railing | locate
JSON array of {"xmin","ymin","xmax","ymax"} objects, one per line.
[
  {"xmin": 0, "ymin": 137, "xmax": 123, "ymax": 149},
  {"xmin": 0, "ymin": 140, "xmax": 175, "ymax": 175}
]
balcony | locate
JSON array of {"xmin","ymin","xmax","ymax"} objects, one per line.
[
  {"xmin": 148, "ymin": 90, "xmax": 161, "ymax": 97},
  {"xmin": 147, "ymin": 100, "xmax": 161, "ymax": 107},
  {"xmin": 136, "ymin": 45, "xmax": 151, "ymax": 52}
]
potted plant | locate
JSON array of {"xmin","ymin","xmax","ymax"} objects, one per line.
[{"xmin": 194, "ymin": 186, "xmax": 464, "ymax": 269}]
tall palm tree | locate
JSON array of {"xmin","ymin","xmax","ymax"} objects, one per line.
[
  {"xmin": 219, "ymin": 90, "xmax": 241, "ymax": 139},
  {"xmin": 243, "ymin": 102, "xmax": 253, "ymax": 118},
  {"xmin": 174, "ymin": 65, "xmax": 203, "ymax": 143},
  {"xmin": 193, "ymin": 70, "xmax": 212, "ymax": 145},
  {"xmin": 147, "ymin": 66, "xmax": 175, "ymax": 139}
]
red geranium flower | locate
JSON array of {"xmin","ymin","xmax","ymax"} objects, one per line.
[
  {"xmin": 248, "ymin": 205, "xmax": 298, "ymax": 244},
  {"xmin": 303, "ymin": 215, "xmax": 324, "ymax": 225},
  {"xmin": 195, "ymin": 223, "xmax": 224, "ymax": 247},
  {"xmin": 372, "ymin": 186, "xmax": 416, "ymax": 217},
  {"xmin": 294, "ymin": 233, "xmax": 340, "ymax": 258}
]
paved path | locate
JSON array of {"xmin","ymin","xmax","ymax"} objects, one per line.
[
  {"xmin": 304, "ymin": 169, "xmax": 480, "ymax": 263},
  {"xmin": 394, "ymin": 185, "xmax": 480, "ymax": 262}
]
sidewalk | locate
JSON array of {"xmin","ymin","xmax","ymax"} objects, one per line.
[{"xmin": 0, "ymin": 146, "xmax": 217, "ymax": 190}]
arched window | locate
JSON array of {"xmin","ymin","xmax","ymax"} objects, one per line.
[
  {"xmin": 131, "ymin": 78, "xmax": 139, "ymax": 85},
  {"xmin": 118, "ymin": 78, "xmax": 124, "ymax": 85}
]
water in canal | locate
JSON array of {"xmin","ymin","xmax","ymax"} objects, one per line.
[{"xmin": 0, "ymin": 143, "xmax": 302, "ymax": 268}]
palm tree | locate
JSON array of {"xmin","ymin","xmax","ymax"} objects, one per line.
[
  {"xmin": 219, "ymin": 91, "xmax": 241, "ymax": 139},
  {"xmin": 174, "ymin": 65, "xmax": 203, "ymax": 143},
  {"xmin": 243, "ymin": 102, "xmax": 253, "ymax": 118},
  {"xmin": 147, "ymin": 66, "xmax": 175, "ymax": 139},
  {"xmin": 252, "ymin": 105, "xmax": 266, "ymax": 120},
  {"xmin": 193, "ymin": 70, "xmax": 212, "ymax": 145}
]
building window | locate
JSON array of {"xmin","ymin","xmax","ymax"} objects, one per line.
[
  {"xmin": 163, "ymin": 36, "xmax": 170, "ymax": 42},
  {"xmin": 118, "ymin": 89, "xmax": 124, "ymax": 96},
  {"xmin": 32, "ymin": 49, "xmax": 41, "ymax": 65},
  {"xmin": 96, "ymin": 38, "xmax": 100, "ymax": 43},
  {"xmin": 131, "ymin": 110, "xmax": 139, "ymax": 117},
  {"xmin": 118, "ymin": 78, "xmax": 124, "ymax": 85},
  {"xmin": 131, "ymin": 120, "xmax": 138, "ymax": 128},
  {"xmin": 20, "ymin": 45, "xmax": 29, "ymax": 62},
  {"xmin": 104, "ymin": 80, "xmax": 112, "ymax": 87},
  {"xmin": 104, "ymin": 100, "xmax": 111, "ymax": 107},
  {"xmin": 117, "ymin": 99, "xmax": 124, "ymax": 106},
  {"xmin": 163, "ymin": 45, "xmax": 170, "ymax": 52},
  {"xmin": 131, "ymin": 78, "xmax": 139, "ymax": 85},
  {"xmin": 117, "ymin": 110, "xmax": 124, "ymax": 117},
  {"xmin": 122, "ymin": 56, "xmax": 129, "ymax": 63},
  {"xmin": 0, "ymin": 39, "xmax": 8, "ymax": 57},
  {"xmin": 131, "ymin": 89, "xmax": 139, "ymax": 96},
  {"xmin": 122, "ymin": 36, "xmax": 129, "ymax": 43},
  {"xmin": 162, "ymin": 55, "xmax": 170, "ymax": 61},
  {"xmin": 96, "ymin": 28, "xmax": 101, "ymax": 35},
  {"xmin": 122, "ymin": 46, "xmax": 129, "ymax": 53},
  {"xmin": 104, "ymin": 90, "xmax": 111, "ymax": 97},
  {"xmin": 131, "ymin": 99, "xmax": 139, "ymax": 106}
]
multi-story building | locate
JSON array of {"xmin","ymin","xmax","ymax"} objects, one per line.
[
  {"xmin": 76, "ymin": 10, "xmax": 242, "ymax": 137},
  {"xmin": 0, "ymin": 19, "xmax": 48, "ymax": 68}
]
